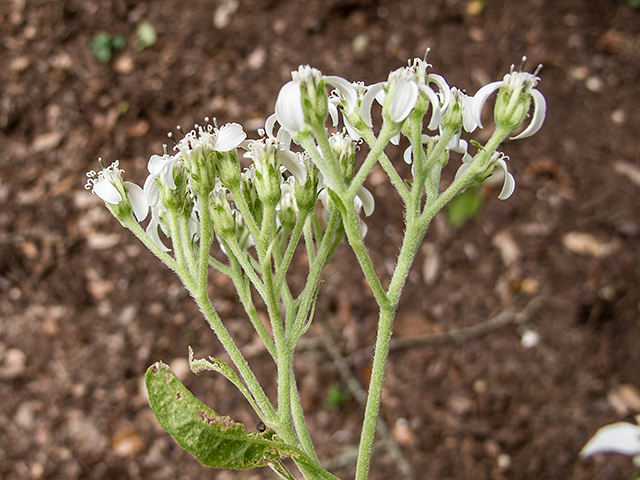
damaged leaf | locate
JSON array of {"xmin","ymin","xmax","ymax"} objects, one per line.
[{"xmin": 145, "ymin": 362, "xmax": 297, "ymax": 470}]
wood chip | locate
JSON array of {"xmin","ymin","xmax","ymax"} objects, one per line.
[
  {"xmin": 607, "ymin": 384, "xmax": 640, "ymax": 415},
  {"xmin": 421, "ymin": 242, "xmax": 440, "ymax": 285},
  {"xmin": 111, "ymin": 425, "xmax": 145, "ymax": 457},
  {"xmin": 614, "ymin": 160, "xmax": 640, "ymax": 187},
  {"xmin": 492, "ymin": 230, "xmax": 520, "ymax": 266},
  {"xmin": 32, "ymin": 131, "xmax": 63, "ymax": 152},
  {"xmin": 562, "ymin": 231, "xmax": 612, "ymax": 257}
]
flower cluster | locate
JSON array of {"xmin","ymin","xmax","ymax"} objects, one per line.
[{"xmin": 86, "ymin": 52, "xmax": 546, "ymax": 254}]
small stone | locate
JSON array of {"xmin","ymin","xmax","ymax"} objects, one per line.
[
  {"xmin": 611, "ymin": 109, "xmax": 625, "ymax": 125},
  {"xmin": 113, "ymin": 55, "xmax": 135, "ymax": 74},
  {"xmin": 585, "ymin": 76, "xmax": 603, "ymax": 92},
  {"xmin": 246, "ymin": 47, "xmax": 266, "ymax": 70},
  {"xmin": 521, "ymin": 329, "xmax": 541, "ymax": 349},
  {"xmin": 352, "ymin": 33, "xmax": 369, "ymax": 53},
  {"xmin": 392, "ymin": 418, "xmax": 417, "ymax": 445},
  {"xmin": 126, "ymin": 119, "xmax": 149, "ymax": 137},
  {"xmin": 0, "ymin": 348, "xmax": 27, "ymax": 379},
  {"xmin": 9, "ymin": 56, "xmax": 30, "ymax": 72},
  {"xmin": 497, "ymin": 453, "xmax": 512, "ymax": 471},
  {"xmin": 570, "ymin": 66, "xmax": 588, "ymax": 81}
]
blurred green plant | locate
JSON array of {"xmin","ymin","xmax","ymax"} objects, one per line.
[
  {"xmin": 134, "ymin": 20, "xmax": 158, "ymax": 51},
  {"xmin": 445, "ymin": 186, "xmax": 484, "ymax": 227},
  {"xmin": 324, "ymin": 383, "xmax": 349, "ymax": 409},
  {"xmin": 91, "ymin": 32, "xmax": 126, "ymax": 63},
  {"xmin": 623, "ymin": 0, "xmax": 640, "ymax": 8}
]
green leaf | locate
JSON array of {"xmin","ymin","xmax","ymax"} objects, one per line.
[
  {"xmin": 91, "ymin": 32, "xmax": 115, "ymax": 62},
  {"xmin": 145, "ymin": 361, "xmax": 298, "ymax": 470},
  {"xmin": 445, "ymin": 186, "xmax": 483, "ymax": 227}
]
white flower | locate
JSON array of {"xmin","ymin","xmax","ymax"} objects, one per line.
[
  {"xmin": 85, "ymin": 159, "xmax": 148, "ymax": 222},
  {"xmin": 274, "ymin": 66, "xmax": 356, "ymax": 133},
  {"xmin": 455, "ymin": 152, "xmax": 515, "ymax": 200},
  {"xmin": 471, "ymin": 63, "xmax": 546, "ymax": 140},
  {"xmin": 143, "ymin": 151, "xmax": 182, "ymax": 207},
  {"xmin": 177, "ymin": 121, "xmax": 246, "ymax": 165},
  {"xmin": 581, "ymin": 416, "xmax": 640, "ymax": 463},
  {"xmin": 361, "ymin": 58, "xmax": 449, "ymax": 131}
]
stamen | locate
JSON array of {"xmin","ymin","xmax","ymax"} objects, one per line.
[{"xmin": 520, "ymin": 55, "xmax": 527, "ymax": 71}]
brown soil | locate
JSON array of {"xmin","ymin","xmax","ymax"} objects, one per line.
[{"xmin": 1, "ymin": 0, "xmax": 640, "ymax": 479}]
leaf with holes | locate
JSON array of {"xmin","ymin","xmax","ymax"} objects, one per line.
[{"xmin": 145, "ymin": 362, "xmax": 297, "ymax": 470}]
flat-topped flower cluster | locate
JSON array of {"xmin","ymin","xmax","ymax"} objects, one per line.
[{"xmin": 86, "ymin": 53, "xmax": 545, "ymax": 256}]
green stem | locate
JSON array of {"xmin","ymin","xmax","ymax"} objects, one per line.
[
  {"xmin": 194, "ymin": 288, "xmax": 277, "ymax": 424},
  {"xmin": 347, "ymin": 122, "xmax": 398, "ymax": 201},
  {"xmin": 291, "ymin": 208, "xmax": 340, "ymax": 343},
  {"xmin": 227, "ymin": 251, "xmax": 277, "ymax": 360},
  {"xmin": 197, "ymin": 195, "xmax": 214, "ymax": 295}
]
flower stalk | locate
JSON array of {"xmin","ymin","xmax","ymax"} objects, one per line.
[{"xmin": 88, "ymin": 53, "xmax": 546, "ymax": 479}]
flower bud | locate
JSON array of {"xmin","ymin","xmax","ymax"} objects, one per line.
[
  {"xmin": 210, "ymin": 187, "xmax": 236, "ymax": 238},
  {"xmin": 217, "ymin": 149, "xmax": 242, "ymax": 190},
  {"xmin": 293, "ymin": 66, "xmax": 329, "ymax": 128},
  {"xmin": 85, "ymin": 159, "xmax": 149, "ymax": 223},
  {"xmin": 251, "ymin": 138, "xmax": 282, "ymax": 207}
]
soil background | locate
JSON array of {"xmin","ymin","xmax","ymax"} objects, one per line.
[{"xmin": 1, "ymin": 0, "xmax": 640, "ymax": 479}]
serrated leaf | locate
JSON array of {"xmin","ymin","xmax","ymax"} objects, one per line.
[{"xmin": 145, "ymin": 362, "xmax": 298, "ymax": 470}]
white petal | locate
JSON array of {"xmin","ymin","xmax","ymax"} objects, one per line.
[
  {"xmin": 417, "ymin": 84, "xmax": 442, "ymax": 130},
  {"xmin": 461, "ymin": 94, "xmax": 479, "ymax": 133},
  {"xmin": 94, "ymin": 179, "xmax": 122, "ymax": 204},
  {"xmin": 498, "ymin": 171, "xmax": 516, "ymax": 200},
  {"xmin": 343, "ymin": 115, "xmax": 361, "ymax": 141},
  {"xmin": 496, "ymin": 158, "xmax": 516, "ymax": 200},
  {"xmin": 216, "ymin": 123, "xmax": 247, "ymax": 152},
  {"xmin": 146, "ymin": 212, "xmax": 170, "ymax": 252},
  {"xmin": 358, "ymin": 218, "xmax": 368, "ymax": 238},
  {"xmin": 265, "ymin": 113, "xmax": 278, "ymax": 138},
  {"xmin": 361, "ymin": 83, "xmax": 384, "ymax": 128},
  {"xmin": 125, "ymin": 181, "xmax": 149, "ymax": 222},
  {"xmin": 389, "ymin": 78, "xmax": 419, "ymax": 122},
  {"xmin": 581, "ymin": 422, "xmax": 640, "ymax": 458},
  {"xmin": 325, "ymin": 76, "xmax": 357, "ymax": 114},
  {"xmin": 275, "ymin": 81, "xmax": 305, "ymax": 133},
  {"xmin": 427, "ymin": 73, "xmax": 451, "ymax": 111},
  {"xmin": 510, "ymin": 89, "xmax": 547, "ymax": 140},
  {"xmin": 280, "ymin": 150, "xmax": 307, "ymax": 185},
  {"xmin": 143, "ymin": 175, "xmax": 160, "ymax": 207},
  {"xmin": 328, "ymin": 102, "xmax": 339, "ymax": 127},
  {"xmin": 403, "ymin": 145, "xmax": 413, "ymax": 164},
  {"xmin": 147, "ymin": 154, "xmax": 165, "ymax": 175},
  {"xmin": 160, "ymin": 161, "xmax": 177, "ymax": 190},
  {"xmin": 390, "ymin": 133, "xmax": 401, "ymax": 145},
  {"xmin": 356, "ymin": 185, "xmax": 375, "ymax": 216},
  {"xmin": 471, "ymin": 80, "xmax": 503, "ymax": 128}
]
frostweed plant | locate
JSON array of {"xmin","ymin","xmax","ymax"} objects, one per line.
[{"xmin": 86, "ymin": 52, "xmax": 546, "ymax": 479}]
